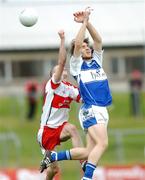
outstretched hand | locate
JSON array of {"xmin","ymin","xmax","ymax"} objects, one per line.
[
  {"xmin": 58, "ymin": 30, "xmax": 65, "ymax": 39},
  {"xmin": 73, "ymin": 7, "xmax": 93, "ymax": 23}
]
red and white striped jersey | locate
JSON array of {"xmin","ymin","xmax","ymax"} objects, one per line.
[{"xmin": 40, "ymin": 76, "xmax": 80, "ymax": 128}]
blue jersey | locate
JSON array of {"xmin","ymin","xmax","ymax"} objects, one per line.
[{"xmin": 70, "ymin": 50, "xmax": 112, "ymax": 107}]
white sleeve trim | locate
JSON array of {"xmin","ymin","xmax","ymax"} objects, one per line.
[
  {"xmin": 93, "ymin": 50, "xmax": 104, "ymax": 66},
  {"xmin": 70, "ymin": 55, "xmax": 83, "ymax": 76}
]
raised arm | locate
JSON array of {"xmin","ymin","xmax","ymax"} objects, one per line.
[
  {"xmin": 86, "ymin": 21, "xmax": 102, "ymax": 52},
  {"xmin": 73, "ymin": 11, "xmax": 89, "ymax": 57},
  {"xmin": 53, "ymin": 30, "xmax": 66, "ymax": 83},
  {"xmin": 74, "ymin": 7, "xmax": 102, "ymax": 52}
]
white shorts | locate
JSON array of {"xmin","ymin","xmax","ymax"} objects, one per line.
[{"xmin": 79, "ymin": 105, "xmax": 109, "ymax": 131}]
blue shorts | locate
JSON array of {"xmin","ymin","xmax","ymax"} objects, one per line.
[{"xmin": 79, "ymin": 104, "xmax": 109, "ymax": 131}]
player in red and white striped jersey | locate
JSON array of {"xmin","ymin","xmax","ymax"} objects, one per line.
[{"xmin": 37, "ymin": 30, "xmax": 83, "ymax": 180}]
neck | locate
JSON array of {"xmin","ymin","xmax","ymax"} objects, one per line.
[{"xmin": 82, "ymin": 56, "xmax": 92, "ymax": 60}]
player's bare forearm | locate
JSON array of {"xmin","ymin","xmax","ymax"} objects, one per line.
[
  {"xmin": 73, "ymin": 8, "xmax": 91, "ymax": 57},
  {"xmin": 73, "ymin": 20, "xmax": 87, "ymax": 57},
  {"xmin": 86, "ymin": 21, "xmax": 102, "ymax": 51},
  {"xmin": 58, "ymin": 38, "xmax": 66, "ymax": 67},
  {"xmin": 54, "ymin": 31, "xmax": 66, "ymax": 83}
]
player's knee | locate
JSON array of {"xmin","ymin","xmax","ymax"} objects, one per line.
[{"xmin": 99, "ymin": 139, "xmax": 108, "ymax": 152}]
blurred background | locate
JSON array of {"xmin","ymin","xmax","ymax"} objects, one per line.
[{"xmin": 0, "ymin": 0, "xmax": 145, "ymax": 179}]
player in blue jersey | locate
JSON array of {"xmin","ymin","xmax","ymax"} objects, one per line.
[{"xmin": 40, "ymin": 7, "xmax": 112, "ymax": 180}]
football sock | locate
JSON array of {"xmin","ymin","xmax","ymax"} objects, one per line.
[
  {"xmin": 51, "ymin": 150, "xmax": 71, "ymax": 162},
  {"xmin": 83, "ymin": 162, "xmax": 96, "ymax": 180}
]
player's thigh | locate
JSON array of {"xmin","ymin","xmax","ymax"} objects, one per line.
[
  {"xmin": 88, "ymin": 124, "xmax": 108, "ymax": 144},
  {"xmin": 59, "ymin": 123, "xmax": 74, "ymax": 141}
]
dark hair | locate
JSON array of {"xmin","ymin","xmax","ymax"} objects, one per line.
[{"xmin": 70, "ymin": 37, "xmax": 90, "ymax": 56}]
